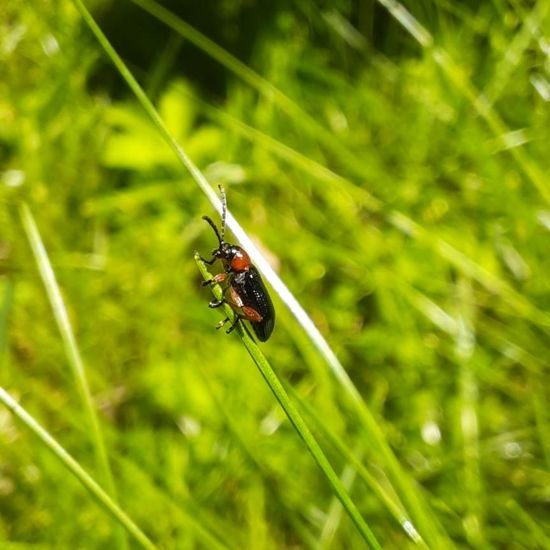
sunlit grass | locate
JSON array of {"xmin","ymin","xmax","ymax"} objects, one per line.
[{"xmin": 1, "ymin": 0, "xmax": 549, "ymax": 547}]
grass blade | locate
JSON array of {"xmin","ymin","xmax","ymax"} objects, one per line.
[
  {"xmin": 19, "ymin": 203, "xmax": 126, "ymax": 548},
  {"xmin": 287, "ymin": 383, "xmax": 429, "ymax": 548},
  {"xmin": 195, "ymin": 253, "xmax": 382, "ymax": 549},
  {"xmin": 318, "ymin": 459, "xmax": 358, "ymax": 548},
  {"xmin": 0, "ymin": 387, "xmax": 156, "ymax": 550},
  {"xmin": 504, "ymin": 499, "xmax": 550, "ymax": 549},
  {"xmin": 0, "ymin": 277, "xmax": 14, "ymax": 368}
]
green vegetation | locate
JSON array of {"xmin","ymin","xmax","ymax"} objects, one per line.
[{"xmin": 1, "ymin": 0, "xmax": 549, "ymax": 548}]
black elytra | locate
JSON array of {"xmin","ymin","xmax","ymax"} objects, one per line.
[{"xmin": 200, "ymin": 186, "xmax": 275, "ymax": 342}]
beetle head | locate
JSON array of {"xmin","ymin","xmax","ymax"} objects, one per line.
[{"xmin": 202, "ymin": 186, "xmax": 252, "ymax": 272}]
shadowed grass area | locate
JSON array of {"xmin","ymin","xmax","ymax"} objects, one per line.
[{"xmin": 1, "ymin": 0, "xmax": 549, "ymax": 548}]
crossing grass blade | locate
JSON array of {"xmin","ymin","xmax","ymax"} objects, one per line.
[
  {"xmin": 0, "ymin": 387, "xmax": 157, "ymax": 550},
  {"xmin": 19, "ymin": 202, "xmax": 127, "ymax": 549},
  {"xmin": 286, "ymin": 383, "xmax": 429, "ymax": 548}
]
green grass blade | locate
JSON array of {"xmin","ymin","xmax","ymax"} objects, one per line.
[
  {"xmin": 331, "ymin": 372, "xmax": 452, "ymax": 548},
  {"xmin": 532, "ymin": 375, "xmax": 550, "ymax": 470},
  {"xmin": 19, "ymin": 203, "xmax": 126, "ymax": 549},
  {"xmin": 19, "ymin": 203, "xmax": 113, "ymax": 476},
  {"xmin": 0, "ymin": 387, "xmax": 157, "ymax": 550},
  {"xmin": 483, "ymin": 0, "xmax": 550, "ymax": 105},
  {"xmin": 195, "ymin": 253, "xmax": 382, "ymax": 549},
  {"xmin": 318, "ymin": 460, "xmax": 358, "ymax": 549},
  {"xmin": 454, "ymin": 280, "xmax": 484, "ymax": 546},
  {"xmin": 287, "ymin": 384, "xmax": 429, "ymax": 548}
]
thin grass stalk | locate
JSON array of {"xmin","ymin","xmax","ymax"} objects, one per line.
[
  {"xmin": 532, "ymin": 375, "xmax": 550, "ymax": 470},
  {"xmin": 0, "ymin": 278, "xmax": 14, "ymax": 367},
  {"xmin": 483, "ymin": 0, "xmax": 550, "ymax": 105},
  {"xmin": 287, "ymin": 384, "xmax": 429, "ymax": 548},
  {"xmin": 195, "ymin": 253, "xmax": 382, "ymax": 549},
  {"xmin": 403, "ymin": 283, "xmax": 548, "ymax": 375},
  {"xmin": 19, "ymin": 203, "xmax": 127, "ymax": 549},
  {"xmin": 0, "ymin": 387, "xmax": 157, "ymax": 550},
  {"xmin": 504, "ymin": 499, "xmax": 550, "ymax": 548},
  {"xmin": 455, "ymin": 279, "xmax": 484, "ymax": 546}
]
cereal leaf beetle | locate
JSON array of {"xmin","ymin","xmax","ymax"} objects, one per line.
[{"xmin": 200, "ymin": 186, "xmax": 275, "ymax": 342}]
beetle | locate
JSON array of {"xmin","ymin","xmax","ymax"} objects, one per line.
[{"xmin": 200, "ymin": 186, "xmax": 275, "ymax": 342}]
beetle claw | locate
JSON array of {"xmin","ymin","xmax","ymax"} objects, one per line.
[
  {"xmin": 216, "ymin": 317, "xmax": 229, "ymax": 330},
  {"xmin": 226, "ymin": 317, "xmax": 240, "ymax": 334}
]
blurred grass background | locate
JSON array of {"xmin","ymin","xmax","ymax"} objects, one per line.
[{"xmin": 1, "ymin": 0, "xmax": 550, "ymax": 548}]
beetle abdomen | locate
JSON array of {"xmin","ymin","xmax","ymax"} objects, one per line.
[{"xmin": 233, "ymin": 268, "xmax": 275, "ymax": 342}]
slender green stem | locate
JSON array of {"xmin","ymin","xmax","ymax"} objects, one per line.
[
  {"xmin": 0, "ymin": 387, "xmax": 157, "ymax": 550},
  {"xmin": 19, "ymin": 201, "xmax": 125, "ymax": 550},
  {"xmin": 195, "ymin": 253, "xmax": 382, "ymax": 550},
  {"xmin": 532, "ymin": 375, "xmax": 550, "ymax": 470},
  {"xmin": 455, "ymin": 279, "xmax": 484, "ymax": 546},
  {"xmin": 287, "ymin": 384, "xmax": 429, "ymax": 548},
  {"xmin": 318, "ymin": 459, "xmax": 358, "ymax": 549}
]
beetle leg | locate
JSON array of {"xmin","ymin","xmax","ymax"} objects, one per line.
[
  {"xmin": 226, "ymin": 286, "xmax": 244, "ymax": 308},
  {"xmin": 202, "ymin": 272, "xmax": 228, "ymax": 287},
  {"xmin": 226, "ymin": 316, "xmax": 241, "ymax": 334},
  {"xmin": 241, "ymin": 305, "xmax": 263, "ymax": 323},
  {"xmin": 199, "ymin": 255, "xmax": 217, "ymax": 265},
  {"xmin": 216, "ymin": 317, "xmax": 230, "ymax": 330},
  {"xmin": 209, "ymin": 298, "xmax": 225, "ymax": 308}
]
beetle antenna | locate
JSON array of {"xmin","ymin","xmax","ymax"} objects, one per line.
[
  {"xmin": 219, "ymin": 184, "xmax": 227, "ymax": 243},
  {"xmin": 202, "ymin": 216, "xmax": 223, "ymax": 247}
]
